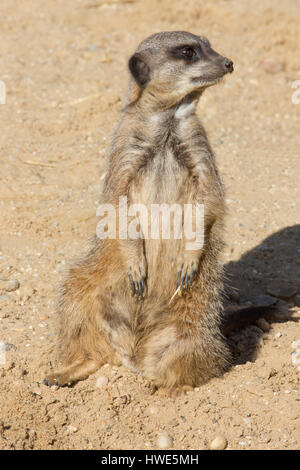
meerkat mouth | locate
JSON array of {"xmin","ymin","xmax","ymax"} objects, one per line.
[{"xmin": 192, "ymin": 76, "xmax": 223, "ymax": 87}]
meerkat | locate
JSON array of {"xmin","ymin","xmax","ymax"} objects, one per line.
[{"xmin": 44, "ymin": 31, "xmax": 272, "ymax": 392}]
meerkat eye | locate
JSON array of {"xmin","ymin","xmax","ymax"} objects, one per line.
[
  {"xmin": 169, "ymin": 45, "xmax": 198, "ymax": 61},
  {"xmin": 182, "ymin": 47, "xmax": 196, "ymax": 59}
]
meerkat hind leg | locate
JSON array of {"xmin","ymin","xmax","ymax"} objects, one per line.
[{"xmin": 44, "ymin": 359, "xmax": 100, "ymax": 387}]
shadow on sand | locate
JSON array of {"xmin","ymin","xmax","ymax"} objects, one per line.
[{"xmin": 223, "ymin": 224, "xmax": 300, "ymax": 365}]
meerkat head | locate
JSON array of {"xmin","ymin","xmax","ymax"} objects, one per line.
[{"xmin": 128, "ymin": 31, "xmax": 233, "ymax": 109}]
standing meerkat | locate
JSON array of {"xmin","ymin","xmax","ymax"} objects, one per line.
[{"xmin": 45, "ymin": 31, "xmax": 239, "ymax": 391}]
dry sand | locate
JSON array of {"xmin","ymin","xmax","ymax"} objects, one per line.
[{"xmin": 0, "ymin": 0, "xmax": 299, "ymax": 450}]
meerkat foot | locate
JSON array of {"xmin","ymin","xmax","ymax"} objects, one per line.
[
  {"xmin": 44, "ymin": 359, "xmax": 99, "ymax": 387},
  {"xmin": 154, "ymin": 385, "xmax": 194, "ymax": 398},
  {"xmin": 167, "ymin": 385, "xmax": 193, "ymax": 397},
  {"xmin": 147, "ymin": 380, "xmax": 159, "ymax": 395}
]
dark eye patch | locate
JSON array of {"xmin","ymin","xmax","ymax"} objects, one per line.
[{"xmin": 168, "ymin": 44, "xmax": 201, "ymax": 63}]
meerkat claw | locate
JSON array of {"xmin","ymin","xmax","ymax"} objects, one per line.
[
  {"xmin": 185, "ymin": 272, "xmax": 189, "ymax": 290},
  {"xmin": 128, "ymin": 273, "xmax": 134, "ymax": 294},
  {"xmin": 176, "ymin": 267, "xmax": 183, "ymax": 290},
  {"xmin": 43, "ymin": 378, "xmax": 64, "ymax": 388},
  {"xmin": 138, "ymin": 277, "xmax": 145, "ymax": 297},
  {"xmin": 189, "ymin": 269, "xmax": 195, "ymax": 287},
  {"xmin": 128, "ymin": 271, "xmax": 146, "ymax": 298},
  {"xmin": 176, "ymin": 265, "xmax": 196, "ymax": 293}
]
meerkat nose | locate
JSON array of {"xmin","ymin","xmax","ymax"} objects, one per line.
[{"xmin": 223, "ymin": 58, "xmax": 234, "ymax": 73}]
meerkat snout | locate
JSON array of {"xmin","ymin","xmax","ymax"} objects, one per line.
[{"xmin": 223, "ymin": 57, "xmax": 234, "ymax": 73}]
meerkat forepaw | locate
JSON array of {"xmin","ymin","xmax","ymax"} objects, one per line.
[
  {"xmin": 176, "ymin": 259, "xmax": 198, "ymax": 292},
  {"xmin": 127, "ymin": 264, "xmax": 146, "ymax": 298}
]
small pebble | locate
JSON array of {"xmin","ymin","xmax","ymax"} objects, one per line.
[
  {"xmin": 168, "ymin": 418, "xmax": 179, "ymax": 427},
  {"xmin": 256, "ymin": 366, "xmax": 272, "ymax": 379},
  {"xmin": 5, "ymin": 279, "xmax": 20, "ymax": 292},
  {"xmin": 291, "ymin": 350, "xmax": 300, "ymax": 366},
  {"xmin": 157, "ymin": 432, "xmax": 173, "ymax": 449},
  {"xmin": 96, "ymin": 375, "xmax": 109, "ymax": 389},
  {"xmin": 66, "ymin": 425, "xmax": 78, "ymax": 434},
  {"xmin": 88, "ymin": 45, "xmax": 99, "ymax": 51},
  {"xmin": 209, "ymin": 435, "xmax": 228, "ymax": 450},
  {"xmin": 291, "ymin": 340, "xmax": 300, "ymax": 351},
  {"xmin": 274, "ymin": 332, "xmax": 282, "ymax": 339},
  {"xmin": 253, "ymin": 295, "xmax": 276, "ymax": 307},
  {"xmin": 268, "ymin": 367, "xmax": 278, "ymax": 378},
  {"xmin": 3, "ymin": 361, "xmax": 15, "ymax": 371},
  {"xmin": 0, "ymin": 294, "xmax": 11, "ymax": 302},
  {"xmin": 266, "ymin": 283, "xmax": 297, "ymax": 300}
]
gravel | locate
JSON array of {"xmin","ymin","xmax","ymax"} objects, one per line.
[{"xmin": 209, "ymin": 435, "xmax": 228, "ymax": 450}]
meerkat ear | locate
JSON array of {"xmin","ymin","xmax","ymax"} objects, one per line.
[{"xmin": 128, "ymin": 51, "xmax": 152, "ymax": 87}]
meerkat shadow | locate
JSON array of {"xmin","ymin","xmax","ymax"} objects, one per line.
[{"xmin": 223, "ymin": 224, "xmax": 300, "ymax": 366}]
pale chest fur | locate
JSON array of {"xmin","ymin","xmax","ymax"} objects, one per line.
[
  {"xmin": 129, "ymin": 113, "xmax": 209, "ymax": 206},
  {"xmin": 131, "ymin": 145, "xmax": 191, "ymax": 206}
]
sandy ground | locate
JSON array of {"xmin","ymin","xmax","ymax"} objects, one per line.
[{"xmin": 0, "ymin": 0, "xmax": 299, "ymax": 450}]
